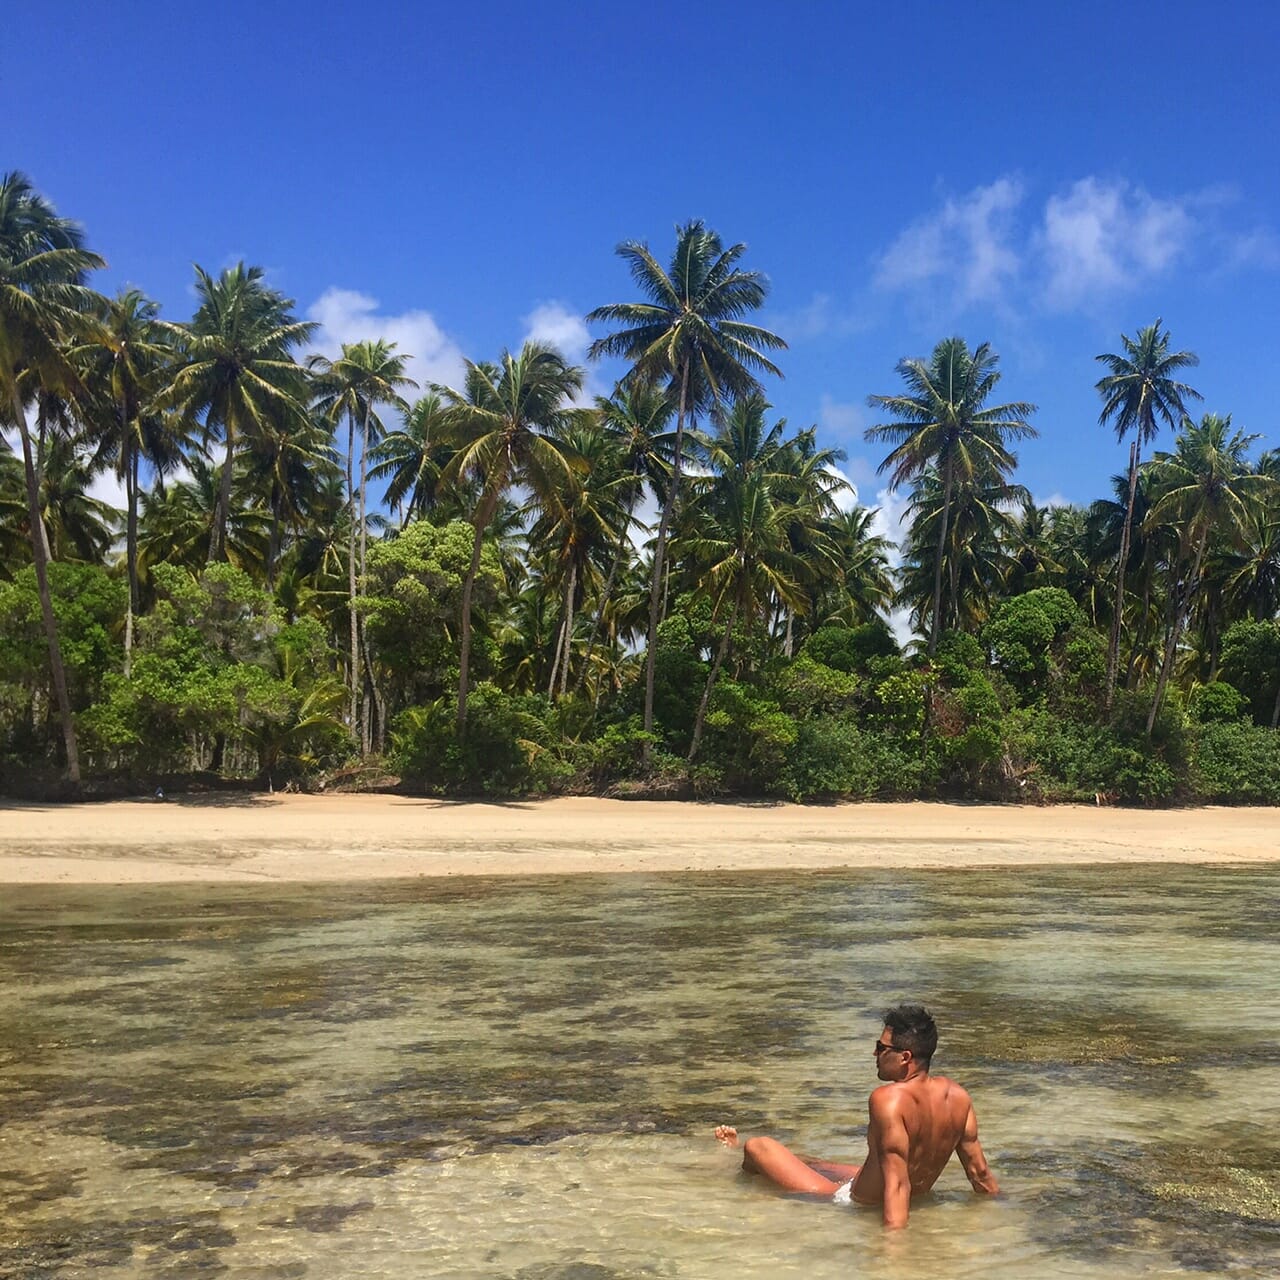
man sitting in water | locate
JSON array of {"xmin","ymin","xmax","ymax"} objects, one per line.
[{"xmin": 715, "ymin": 1004, "xmax": 998, "ymax": 1229}]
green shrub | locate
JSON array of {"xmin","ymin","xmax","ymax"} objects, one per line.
[
  {"xmin": 803, "ymin": 622, "xmax": 899, "ymax": 674},
  {"xmin": 1192, "ymin": 721, "xmax": 1280, "ymax": 802},
  {"xmin": 391, "ymin": 684, "xmax": 567, "ymax": 794},
  {"xmin": 1189, "ymin": 681, "xmax": 1246, "ymax": 724},
  {"xmin": 782, "ymin": 717, "xmax": 923, "ymax": 800},
  {"xmin": 697, "ymin": 680, "xmax": 797, "ymax": 793}
]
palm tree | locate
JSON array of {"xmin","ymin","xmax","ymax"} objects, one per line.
[
  {"xmin": 811, "ymin": 505, "xmax": 895, "ymax": 629},
  {"xmin": 898, "ymin": 466, "xmax": 1025, "ymax": 638},
  {"xmin": 137, "ymin": 454, "xmax": 269, "ymax": 579},
  {"xmin": 866, "ymin": 337, "xmax": 1036, "ymax": 656},
  {"xmin": 34, "ymin": 433, "xmax": 118, "ymax": 563},
  {"xmin": 1095, "ymin": 320, "xmax": 1201, "ymax": 710},
  {"xmin": 242, "ymin": 408, "xmax": 337, "ymax": 590},
  {"xmin": 0, "ymin": 171, "xmax": 105, "ymax": 783},
  {"xmin": 69, "ymin": 288, "xmax": 173, "ymax": 672},
  {"xmin": 1143, "ymin": 414, "xmax": 1274, "ymax": 731},
  {"xmin": 437, "ymin": 342, "xmax": 582, "ymax": 730},
  {"xmin": 680, "ymin": 464, "xmax": 805, "ymax": 761},
  {"xmin": 163, "ymin": 263, "xmax": 315, "ymax": 564},
  {"xmin": 587, "ymin": 220, "xmax": 787, "ymax": 752},
  {"xmin": 526, "ymin": 416, "xmax": 628, "ymax": 698},
  {"xmin": 770, "ymin": 422, "xmax": 851, "ymax": 654},
  {"xmin": 312, "ymin": 339, "xmax": 416, "ymax": 741},
  {"xmin": 573, "ymin": 384, "xmax": 676, "ymax": 693},
  {"xmin": 368, "ymin": 390, "xmax": 455, "ymax": 525}
]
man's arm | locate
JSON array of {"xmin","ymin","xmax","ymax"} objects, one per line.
[
  {"xmin": 868, "ymin": 1093, "xmax": 911, "ymax": 1229},
  {"xmin": 955, "ymin": 1102, "xmax": 999, "ymax": 1195}
]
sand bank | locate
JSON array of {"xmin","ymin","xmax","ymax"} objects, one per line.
[{"xmin": 1, "ymin": 794, "xmax": 1277, "ymax": 884}]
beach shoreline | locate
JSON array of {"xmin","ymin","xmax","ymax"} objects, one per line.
[{"xmin": 1, "ymin": 794, "xmax": 1277, "ymax": 884}]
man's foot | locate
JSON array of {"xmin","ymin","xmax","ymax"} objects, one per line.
[{"xmin": 714, "ymin": 1125, "xmax": 740, "ymax": 1148}]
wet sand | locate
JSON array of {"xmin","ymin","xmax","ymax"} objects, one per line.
[{"xmin": 1, "ymin": 794, "xmax": 1277, "ymax": 883}]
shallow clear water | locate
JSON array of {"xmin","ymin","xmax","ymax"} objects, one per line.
[{"xmin": 1, "ymin": 865, "xmax": 1277, "ymax": 1278}]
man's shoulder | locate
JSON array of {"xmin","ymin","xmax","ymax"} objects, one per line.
[{"xmin": 868, "ymin": 1083, "xmax": 908, "ymax": 1114}]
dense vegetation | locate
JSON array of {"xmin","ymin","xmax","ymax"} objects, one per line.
[{"xmin": 4, "ymin": 172, "xmax": 1279, "ymax": 803}]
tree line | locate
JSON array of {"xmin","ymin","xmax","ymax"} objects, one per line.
[{"xmin": 3, "ymin": 171, "xmax": 1279, "ymax": 802}]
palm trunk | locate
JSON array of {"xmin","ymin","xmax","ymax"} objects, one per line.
[
  {"xmin": 265, "ymin": 492, "xmax": 282, "ymax": 592},
  {"xmin": 1147, "ymin": 529, "xmax": 1207, "ymax": 735},
  {"xmin": 547, "ymin": 581, "xmax": 567, "ymax": 698},
  {"xmin": 208, "ymin": 427, "xmax": 235, "ymax": 563},
  {"xmin": 575, "ymin": 493, "xmax": 636, "ymax": 695},
  {"xmin": 347, "ymin": 412, "xmax": 359, "ymax": 736},
  {"xmin": 1107, "ymin": 441, "xmax": 1140, "ymax": 711},
  {"xmin": 457, "ymin": 484, "xmax": 501, "ymax": 733},
  {"xmin": 784, "ymin": 607, "xmax": 794, "ymax": 659},
  {"xmin": 124, "ymin": 434, "xmax": 138, "ymax": 678},
  {"xmin": 11, "ymin": 386, "xmax": 80, "ymax": 785},
  {"xmin": 34, "ymin": 399, "xmax": 52, "ymax": 562},
  {"xmin": 1271, "ymin": 680, "xmax": 1280, "ymax": 731},
  {"xmin": 642, "ymin": 360, "xmax": 691, "ymax": 758},
  {"xmin": 359, "ymin": 401, "xmax": 371, "ymax": 579},
  {"xmin": 688, "ymin": 594, "xmax": 741, "ymax": 763},
  {"xmin": 559, "ymin": 562, "xmax": 576, "ymax": 698},
  {"xmin": 927, "ymin": 455, "xmax": 955, "ymax": 656}
]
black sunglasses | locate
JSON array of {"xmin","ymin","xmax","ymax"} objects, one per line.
[{"xmin": 874, "ymin": 1040, "xmax": 901, "ymax": 1055}]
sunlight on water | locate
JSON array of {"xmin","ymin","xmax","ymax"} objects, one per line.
[{"xmin": 1, "ymin": 865, "xmax": 1277, "ymax": 1277}]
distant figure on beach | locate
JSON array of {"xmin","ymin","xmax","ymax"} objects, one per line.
[
  {"xmin": 715, "ymin": 1004, "xmax": 998, "ymax": 1229},
  {"xmin": 154, "ymin": 786, "xmax": 166, "ymax": 802}
]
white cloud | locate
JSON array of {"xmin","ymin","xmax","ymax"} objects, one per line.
[
  {"xmin": 874, "ymin": 177, "xmax": 1025, "ymax": 308},
  {"xmin": 306, "ymin": 288, "xmax": 467, "ymax": 390},
  {"xmin": 865, "ymin": 484, "xmax": 917, "ymax": 647},
  {"xmin": 1039, "ymin": 178, "xmax": 1194, "ymax": 308},
  {"xmin": 818, "ymin": 394, "xmax": 864, "ymax": 438},
  {"xmin": 1035, "ymin": 491, "xmax": 1072, "ymax": 510},
  {"xmin": 521, "ymin": 301, "xmax": 601, "ymax": 406},
  {"xmin": 87, "ymin": 468, "xmax": 126, "ymax": 510},
  {"xmin": 1225, "ymin": 227, "xmax": 1280, "ymax": 271},
  {"xmin": 522, "ymin": 301, "xmax": 590, "ymax": 364}
]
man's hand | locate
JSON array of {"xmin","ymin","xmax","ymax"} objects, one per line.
[{"xmin": 956, "ymin": 1103, "xmax": 999, "ymax": 1195}]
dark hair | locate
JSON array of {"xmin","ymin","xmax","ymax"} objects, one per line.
[{"xmin": 883, "ymin": 1005, "xmax": 938, "ymax": 1067}]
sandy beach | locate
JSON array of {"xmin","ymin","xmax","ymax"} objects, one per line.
[{"xmin": 1, "ymin": 794, "xmax": 1277, "ymax": 884}]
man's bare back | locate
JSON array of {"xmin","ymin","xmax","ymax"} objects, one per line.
[{"xmin": 716, "ymin": 1006, "xmax": 998, "ymax": 1228}]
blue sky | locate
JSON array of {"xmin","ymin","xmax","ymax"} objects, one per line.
[{"xmin": 9, "ymin": 0, "xmax": 1279, "ymax": 540}]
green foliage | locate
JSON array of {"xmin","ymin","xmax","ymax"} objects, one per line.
[
  {"xmin": 1192, "ymin": 722, "xmax": 1280, "ymax": 802},
  {"xmin": 928, "ymin": 674, "xmax": 1004, "ymax": 789},
  {"xmin": 0, "ymin": 563, "xmax": 124, "ymax": 768},
  {"xmin": 1188, "ymin": 681, "xmax": 1246, "ymax": 724},
  {"xmin": 1003, "ymin": 706, "xmax": 1181, "ymax": 804},
  {"xmin": 1219, "ymin": 620, "xmax": 1280, "ymax": 726},
  {"xmin": 802, "ymin": 622, "xmax": 898, "ymax": 674},
  {"xmin": 781, "ymin": 716, "xmax": 922, "ymax": 801},
  {"xmin": 983, "ymin": 588, "xmax": 1077, "ymax": 674},
  {"xmin": 871, "ymin": 670, "xmax": 927, "ymax": 736},
  {"xmin": 0, "ymin": 562, "xmax": 124, "ymax": 704},
  {"xmin": 78, "ymin": 564, "xmax": 348, "ymax": 779},
  {"xmin": 362, "ymin": 519, "xmax": 502, "ymax": 708},
  {"xmin": 695, "ymin": 680, "xmax": 797, "ymax": 795},
  {"xmin": 774, "ymin": 654, "xmax": 860, "ymax": 715},
  {"xmin": 391, "ymin": 683, "xmax": 566, "ymax": 794}
]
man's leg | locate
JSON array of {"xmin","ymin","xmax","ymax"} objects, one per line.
[{"xmin": 715, "ymin": 1126, "xmax": 849, "ymax": 1196}]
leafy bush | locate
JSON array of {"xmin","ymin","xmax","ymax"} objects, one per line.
[
  {"xmin": 782, "ymin": 717, "xmax": 923, "ymax": 800},
  {"xmin": 391, "ymin": 683, "xmax": 568, "ymax": 794},
  {"xmin": 803, "ymin": 623, "xmax": 899, "ymax": 674},
  {"xmin": 1192, "ymin": 721, "xmax": 1280, "ymax": 802},
  {"xmin": 1002, "ymin": 707, "xmax": 1182, "ymax": 803},
  {"xmin": 1188, "ymin": 681, "xmax": 1246, "ymax": 724},
  {"xmin": 696, "ymin": 680, "xmax": 797, "ymax": 794},
  {"xmin": 1219, "ymin": 620, "xmax": 1280, "ymax": 726}
]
